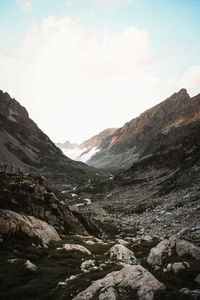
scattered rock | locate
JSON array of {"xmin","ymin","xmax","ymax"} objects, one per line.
[
  {"xmin": 73, "ymin": 264, "xmax": 165, "ymax": 300},
  {"xmin": 24, "ymin": 260, "xmax": 37, "ymax": 272},
  {"xmin": 179, "ymin": 287, "xmax": 200, "ymax": 298},
  {"xmin": 81, "ymin": 260, "xmax": 95, "ymax": 272},
  {"xmin": 109, "ymin": 244, "xmax": 137, "ymax": 265},
  {"xmin": 57, "ymin": 244, "xmax": 91, "ymax": 255}
]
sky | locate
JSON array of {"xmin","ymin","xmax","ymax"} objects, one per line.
[{"xmin": 0, "ymin": 0, "xmax": 200, "ymax": 144}]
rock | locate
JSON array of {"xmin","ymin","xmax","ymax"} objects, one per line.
[
  {"xmin": 116, "ymin": 239, "xmax": 129, "ymax": 245},
  {"xmin": 58, "ymin": 244, "xmax": 91, "ymax": 255},
  {"xmin": 169, "ymin": 262, "xmax": 190, "ymax": 274},
  {"xmin": 81, "ymin": 260, "xmax": 95, "ymax": 272},
  {"xmin": 24, "ymin": 260, "xmax": 37, "ymax": 272},
  {"xmin": 7, "ymin": 258, "xmax": 20, "ymax": 263},
  {"xmin": 180, "ymin": 287, "xmax": 200, "ymax": 298},
  {"xmin": 195, "ymin": 274, "xmax": 200, "ymax": 285},
  {"xmin": 0, "ymin": 209, "xmax": 61, "ymax": 246},
  {"xmin": 176, "ymin": 227, "xmax": 189, "ymax": 238},
  {"xmin": 176, "ymin": 238, "xmax": 200, "ymax": 260},
  {"xmin": 73, "ymin": 264, "xmax": 165, "ymax": 300},
  {"xmin": 147, "ymin": 237, "xmax": 176, "ymax": 266},
  {"xmin": 69, "ymin": 275, "xmax": 77, "ymax": 280},
  {"xmin": 108, "ymin": 244, "xmax": 137, "ymax": 265},
  {"xmin": 57, "ymin": 282, "xmax": 67, "ymax": 288},
  {"xmin": 99, "ymin": 287, "xmax": 117, "ymax": 300},
  {"xmin": 85, "ymin": 240, "xmax": 95, "ymax": 245}
]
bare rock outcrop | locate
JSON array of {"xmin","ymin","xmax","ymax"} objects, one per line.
[
  {"xmin": 108, "ymin": 244, "xmax": 137, "ymax": 265},
  {"xmin": 73, "ymin": 264, "xmax": 165, "ymax": 300},
  {"xmin": 0, "ymin": 209, "xmax": 61, "ymax": 246}
]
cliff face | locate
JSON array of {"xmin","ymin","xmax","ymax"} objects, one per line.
[
  {"xmin": 87, "ymin": 89, "xmax": 200, "ymax": 169},
  {"xmin": 0, "ymin": 91, "xmax": 95, "ymax": 185}
]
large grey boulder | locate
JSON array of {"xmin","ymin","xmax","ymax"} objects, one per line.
[
  {"xmin": 147, "ymin": 237, "xmax": 176, "ymax": 266},
  {"xmin": 176, "ymin": 238, "xmax": 200, "ymax": 261},
  {"xmin": 108, "ymin": 244, "xmax": 137, "ymax": 265},
  {"xmin": 0, "ymin": 209, "xmax": 60, "ymax": 246},
  {"xmin": 73, "ymin": 264, "xmax": 165, "ymax": 300}
]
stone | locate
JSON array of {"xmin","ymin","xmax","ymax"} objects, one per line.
[
  {"xmin": 73, "ymin": 264, "xmax": 165, "ymax": 300},
  {"xmin": 24, "ymin": 260, "xmax": 37, "ymax": 272},
  {"xmin": 147, "ymin": 237, "xmax": 176, "ymax": 266},
  {"xmin": 0, "ymin": 209, "xmax": 61, "ymax": 246},
  {"xmin": 195, "ymin": 274, "xmax": 200, "ymax": 285},
  {"xmin": 116, "ymin": 239, "xmax": 129, "ymax": 245},
  {"xmin": 176, "ymin": 238, "xmax": 200, "ymax": 261},
  {"xmin": 58, "ymin": 244, "xmax": 91, "ymax": 255},
  {"xmin": 99, "ymin": 287, "xmax": 117, "ymax": 300},
  {"xmin": 108, "ymin": 244, "xmax": 137, "ymax": 265},
  {"xmin": 57, "ymin": 282, "xmax": 67, "ymax": 288},
  {"xmin": 171, "ymin": 262, "xmax": 189, "ymax": 274},
  {"xmin": 81, "ymin": 260, "xmax": 95, "ymax": 272}
]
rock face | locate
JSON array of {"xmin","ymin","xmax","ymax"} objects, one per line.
[
  {"xmin": 73, "ymin": 264, "xmax": 165, "ymax": 300},
  {"xmin": 0, "ymin": 172, "xmax": 92, "ymax": 236},
  {"xmin": 86, "ymin": 89, "xmax": 200, "ymax": 169},
  {"xmin": 0, "ymin": 90, "xmax": 95, "ymax": 186},
  {"xmin": 109, "ymin": 244, "xmax": 137, "ymax": 265},
  {"xmin": 0, "ymin": 209, "xmax": 61, "ymax": 246}
]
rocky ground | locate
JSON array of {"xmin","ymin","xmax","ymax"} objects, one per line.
[{"xmin": 1, "ymin": 233, "xmax": 200, "ymax": 299}]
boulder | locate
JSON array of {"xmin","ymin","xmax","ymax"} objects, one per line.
[
  {"xmin": 176, "ymin": 238, "xmax": 200, "ymax": 261},
  {"xmin": 73, "ymin": 264, "xmax": 165, "ymax": 300},
  {"xmin": 0, "ymin": 209, "xmax": 61, "ymax": 246},
  {"xmin": 81, "ymin": 260, "xmax": 95, "ymax": 272},
  {"xmin": 99, "ymin": 287, "xmax": 117, "ymax": 300},
  {"xmin": 147, "ymin": 237, "xmax": 176, "ymax": 266},
  {"xmin": 58, "ymin": 244, "xmax": 91, "ymax": 255},
  {"xmin": 167, "ymin": 262, "xmax": 190, "ymax": 274},
  {"xmin": 108, "ymin": 244, "xmax": 137, "ymax": 265}
]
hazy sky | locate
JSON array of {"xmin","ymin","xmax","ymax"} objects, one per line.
[{"xmin": 0, "ymin": 0, "xmax": 200, "ymax": 143}]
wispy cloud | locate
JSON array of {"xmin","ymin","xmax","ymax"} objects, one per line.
[{"xmin": 17, "ymin": 0, "xmax": 33, "ymax": 13}]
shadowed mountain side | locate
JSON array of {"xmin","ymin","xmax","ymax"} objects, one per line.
[{"xmin": 0, "ymin": 91, "xmax": 96, "ymax": 186}]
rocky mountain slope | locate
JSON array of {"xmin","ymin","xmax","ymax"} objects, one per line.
[
  {"xmin": 57, "ymin": 128, "xmax": 117, "ymax": 163},
  {"xmin": 0, "ymin": 90, "xmax": 96, "ymax": 186},
  {"xmin": 87, "ymin": 89, "xmax": 200, "ymax": 169}
]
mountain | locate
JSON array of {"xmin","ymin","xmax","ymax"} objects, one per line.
[
  {"xmin": 56, "ymin": 128, "xmax": 117, "ymax": 162},
  {"xmin": 56, "ymin": 140, "xmax": 78, "ymax": 150},
  {"xmin": 86, "ymin": 89, "xmax": 200, "ymax": 169},
  {"xmin": 0, "ymin": 90, "xmax": 95, "ymax": 186}
]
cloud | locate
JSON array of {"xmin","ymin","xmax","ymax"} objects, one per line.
[
  {"xmin": 0, "ymin": 16, "xmax": 199, "ymax": 143},
  {"xmin": 17, "ymin": 0, "xmax": 33, "ymax": 13},
  {"xmin": 179, "ymin": 65, "xmax": 200, "ymax": 88},
  {"xmin": 66, "ymin": 0, "xmax": 72, "ymax": 6}
]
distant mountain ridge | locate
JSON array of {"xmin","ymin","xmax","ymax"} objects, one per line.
[
  {"xmin": 0, "ymin": 90, "xmax": 95, "ymax": 186},
  {"xmin": 86, "ymin": 89, "xmax": 200, "ymax": 169},
  {"xmin": 57, "ymin": 128, "xmax": 117, "ymax": 162}
]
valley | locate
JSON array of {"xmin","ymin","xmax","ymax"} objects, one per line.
[{"xmin": 0, "ymin": 89, "xmax": 200, "ymax": 299}]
